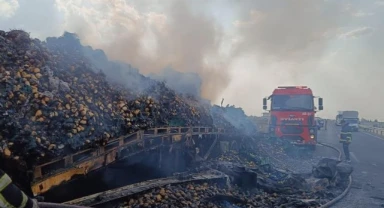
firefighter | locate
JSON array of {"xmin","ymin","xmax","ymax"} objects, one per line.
[
  {"xmin": 340, "ymin": 119, "xmax": 352, "ymax": 162},
  {"xmin": 0, "ymin": 169, "xmax": 39, "ymax": 208}
]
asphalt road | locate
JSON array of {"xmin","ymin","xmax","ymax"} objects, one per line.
[{"xmin": 317, "ymin": 121, "xmax": 384, "ymax": 208}]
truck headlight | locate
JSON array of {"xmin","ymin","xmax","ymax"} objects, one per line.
[{"xmin": 310, "ymin": 135, "xmax": 315, "ymax": 139}]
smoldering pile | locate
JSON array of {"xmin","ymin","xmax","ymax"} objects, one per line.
[
  {"xmin": 0, "ymin": 30, "xmax": 220, "ymax": 166},
  {"xmin": 120, "ymin": 182, "xmax": 322, "ymax": 208},
  {"xmin": 118, "ymin": 149, "xmax": 351, "ymax": 208}
]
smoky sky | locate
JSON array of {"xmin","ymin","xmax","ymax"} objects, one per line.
[
  {"xmin": 51, "ymin": 0, "xmax": 230, "ymax": 101},
  {"xmin": 0, "ymin": 0, "xmax": 383, "ymax": 120}
]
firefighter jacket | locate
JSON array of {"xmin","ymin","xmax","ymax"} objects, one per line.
[
  {"xmin": 340, "ymin": 124, "xmax": 352, "ymax": 144},
  {"xmin": 0, "ymin": 169, "xmax": 38, "ymax": 208}
]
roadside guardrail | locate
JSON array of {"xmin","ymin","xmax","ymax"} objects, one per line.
[{"xmin": 359, "ymin": 125, "xmax": 384, "ymax": 136}]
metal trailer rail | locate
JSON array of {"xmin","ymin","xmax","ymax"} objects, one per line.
[
  {"xmin": 30, "ymin": 126, "xmax": 230, "ymax": 196},
  {"xmin": 63, "ymin": 171, "xmax": 229, "ymax": 207}
]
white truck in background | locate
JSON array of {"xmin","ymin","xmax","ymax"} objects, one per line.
[{"xmin": 342, "ymin": 111, "xmax": 359, "ymax": 131}]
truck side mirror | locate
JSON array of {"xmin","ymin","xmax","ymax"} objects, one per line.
[
  {"xmin": 263, "ymin": 98, "xmax": 267, "ymax": 110},
  {"xmin": 318, "ymin": 98, "xmax": 323, "ymax": 110}
]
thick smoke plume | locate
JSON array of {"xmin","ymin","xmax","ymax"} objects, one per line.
[
  {"xmin": 53, "ymin": 0, "xmax": 230, "ymax": 101},
  {"xmin": 148, "ymin": 68, "xmax": 202, "ymax": 97},
  {"xmin": 50, "ymin": 0, "xmax": 347, "ymax": 109}
]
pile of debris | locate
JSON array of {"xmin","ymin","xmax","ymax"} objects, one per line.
[
  {"xmin": 120, "ymin": 182, "xmax": 319, "ymax": 208},
  {"xmin": 117, "ymin": 150, "xmax": 353, "ymax": 208},
  {"xmin": 0, "ymin": 30, "xmax": 225, "ymax": 166}
]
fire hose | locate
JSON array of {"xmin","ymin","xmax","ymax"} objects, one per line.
[
  {"xmin": 318, "ymin": 142, "xmax": 353, "ymax": 208},
  {"xmin": 38, "ymin": 202, "xmax": 90, "ymax": 208},
  {"xmin": 257, "ymin": 138, "xmax": 353, "ymax": 208}
]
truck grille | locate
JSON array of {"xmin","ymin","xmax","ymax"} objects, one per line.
[
  {"xmin": 281, "ymin": 126, "xmax": 304, "ymax": 134},
  {"xmin": 280, "ymin": 121, "xmax": 304, "ymax": 134},
  {"xmin": 281, "ymin": 135, "xmax": 303, "ymax": 141}
]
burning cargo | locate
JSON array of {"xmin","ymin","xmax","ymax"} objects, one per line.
[{"xmin": 0, "ymin": 30, "xmax": 230, "ymax": 197}]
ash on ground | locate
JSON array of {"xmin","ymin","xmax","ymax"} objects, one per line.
[
  {"xmin": 256, "ymin": 137, "xmax": 340, "ymax": 174},
  {"xmin": 117, "ymin": 137, "xmax": 352, "ymax": 208}
]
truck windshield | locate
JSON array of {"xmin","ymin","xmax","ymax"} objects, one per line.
[
  {"xmin": 346, "ymin": 119, "xmax": 358, "ymax": 124},
  {"xmin": 271, "ymin": 95, "xmax": 314, "ymax": 111},
  {"xmin": 343, "ymin": 111, "xmax": 358, "ymax": 118}
]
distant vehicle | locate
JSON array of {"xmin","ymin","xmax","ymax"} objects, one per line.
[
  {"xmin": 342, "ymin": 111, "xmax": 359, "ymax": 132},
  {"xmin": 262, "ymin": 86, "xmax": 323, "ymax": 150},
  {"xmin": 316, "ymin": 117, "xmax": 324, "ymax": 130}
]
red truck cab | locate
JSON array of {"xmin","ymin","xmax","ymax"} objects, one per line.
[{"xmin": 262, "ymin": 86, "xmax": 323, "ymax": 150}]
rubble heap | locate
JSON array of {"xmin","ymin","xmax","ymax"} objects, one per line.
[
  {"xmin": 118, "ymin": 150, "xmax": 352, "ymax": 208},
  {"xmin": 0, "ymin": 30, "xmax": 222, "ymax": 166},
  {"xmin": 120, "ymin": 182, "xmax": 319, "ymax": 208}
]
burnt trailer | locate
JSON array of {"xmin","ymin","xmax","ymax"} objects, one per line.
[{"xmin": 0, "ymin": 126, "xmax": 230, "ymax": 199}]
